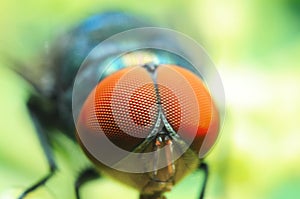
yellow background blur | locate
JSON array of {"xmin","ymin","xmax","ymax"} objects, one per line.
[{"xmin": 0, "ymin": 0, "xmax": 300, "ymax": 199}]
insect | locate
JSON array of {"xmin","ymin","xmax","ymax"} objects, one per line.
[{"xmin": 15, "ymin": 11, "xmax": 224, "ymax": 199}]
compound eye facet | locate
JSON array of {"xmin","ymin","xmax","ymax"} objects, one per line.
[{"xmin": 77, "ymin": 66, "xmax": 159, "ymax": 152}]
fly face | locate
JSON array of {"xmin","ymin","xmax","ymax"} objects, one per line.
[{"xmin": 75, "ymin": 46, "xmax": 222, "ymax": 198}]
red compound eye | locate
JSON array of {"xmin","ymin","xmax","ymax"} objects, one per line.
[
  {"xmin": 78, "ymin": 66, "xmax": 158, "ymax": 151},
  {"xmin": 77, "ymin": 64, "xmax": 219, "ymax": 156},
  {"xmin": 156, "ymin": 65, "xmax": 219, "ymax": 156}
]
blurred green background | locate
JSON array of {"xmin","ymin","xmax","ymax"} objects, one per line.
[{"xmin": 0, "ymin": 0, "xmax": 300, "ymax": 199}]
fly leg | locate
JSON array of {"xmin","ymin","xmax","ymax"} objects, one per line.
[
  {"xmin": 17, "ymin": 103, "xmax": 57, "ymax": 199},
  {"xmin": 198, "ymin": 162, "xmax": 209, "ymax": 199},
  {"xmin": 75, "ymin": 168, "xmax": 100, "ymax": 199},
  {"xmin": 139, "ymin": 192, "xmax": 166, "ymax": 199}
]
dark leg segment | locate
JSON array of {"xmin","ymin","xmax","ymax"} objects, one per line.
[
  {"xmin": 139, "ymin": 193, "xmax": 166, "ymax": 199},
  {"xmin": 75, "ymin": 168, "xmax": 100, "ymax": 199},
  {"xmin": 18, "ymin": 108, "xmax": 57, "ymax": 199},
  {"xmin": 198, "ymin": 162, "xmax": 209, "ymax": 199}
]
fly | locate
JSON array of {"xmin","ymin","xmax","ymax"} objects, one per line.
[{"xmin": 12, "ymin": 11, "xmax": 224, "ymax": 199}]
